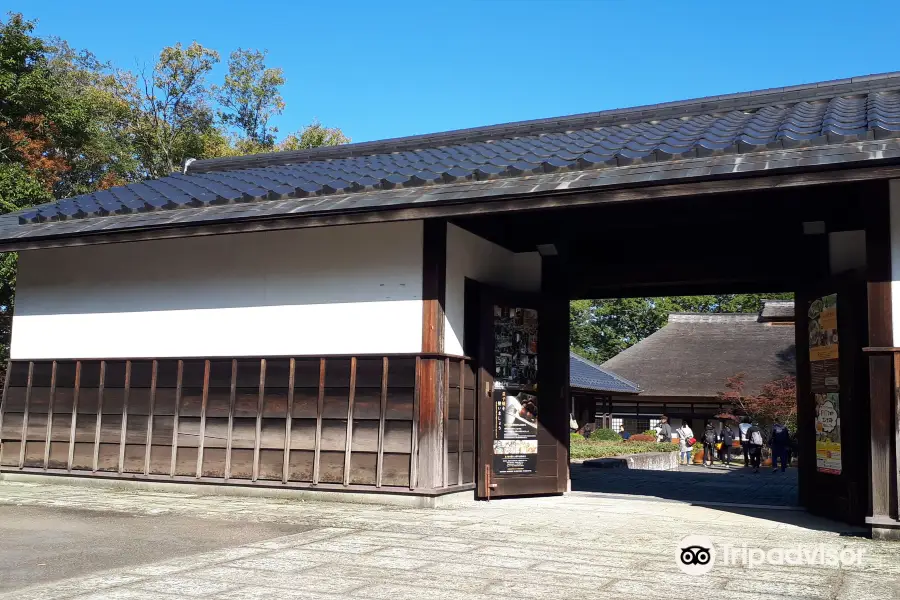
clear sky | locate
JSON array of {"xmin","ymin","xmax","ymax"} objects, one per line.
[{"xmin": 11, "ymin": 0, "xmax": 900, "ymax": 144}]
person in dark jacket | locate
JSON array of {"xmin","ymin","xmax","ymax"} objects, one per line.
[
  {"xmin": 702, "ymin": 423, "xmax": 717, "ymax": 467},
  {"xmin": 657, "ymin": 416, "xmax": 672, "ymax": 442},
  {"xmin": 769, "ymin": 419, "xmax": 791, "ymax": 473},
  {"xmin": 719, "ymin": 423, "xmax": 735, "ymax": 465},
  {"xmin": 746, "ymin": 422, "xmax": 764, "ymax": 473}
]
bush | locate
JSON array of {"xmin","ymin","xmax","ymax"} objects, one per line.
[
  {"xmin": 641, "ymin": 429, "xmax": 658, "ymax": 437},
  {"xmin": 627, "ymin": 434, "xmax": 657, "ymax": 442},
  {"xmin": 570, "ymin": 438, "xmax": 678, "ymax": 460},
  {"xmin": 589, "ymin": 428, "xmax": 621, "ymax": 441}
]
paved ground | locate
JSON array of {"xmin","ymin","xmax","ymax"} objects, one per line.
[
  {"xmin": 0, "ymin": 479, "xmax": 897, "ymax": 600},
  {"xmin": 571, "ymin": 462, "xmax": 799, "ymax": 507}
]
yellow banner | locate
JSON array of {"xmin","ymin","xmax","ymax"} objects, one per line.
[
  {"xmin": 810, "ymin": 345, "xmax": 838, "ymax": 361},
  {"xmin": 819, "ymin": 307, "xmax": 837, "ymax": 330}
]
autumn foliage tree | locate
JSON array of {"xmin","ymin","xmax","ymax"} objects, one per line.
[{"xmin": 719, "ymin": 373, "xmax": 797, "ymax": 441}]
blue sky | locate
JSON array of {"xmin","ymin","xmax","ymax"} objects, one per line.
[{"xmin": 11, "ymin": 1, "xmax": 900, "ymax": 144}]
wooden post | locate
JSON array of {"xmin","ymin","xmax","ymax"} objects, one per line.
[
  {"xmin": 144, "ymin": 360, "xmax": 157, "ymax": 476},
  {"xmin": 92, "ymin": 361, "xmax": 106, "ymax": 473},
  {"xmin": 169, "ymin": 360, "xmax": 183, "ymax": 477},
  {"xmin": 224, "ymin": 359, "xmax": 237, "ymax": 481},
  {"xmin": 282, "ymin": 358, "xmax": 295, "ymax": 484},
  {"xmin": 457, "ymin": 359, "xmax": 464, "ymax": 486},
  {"xmin": 118, "ymin": 361, "xmax": 131, "ymax": 474},
  {"xmin": 43, "ymin": 361, "xmax": 57, "ymax": 470},
  {"xmin": 0, "ymin": 361, "xmax": 11, "ymax": 461},
  {"xmin": 252, "ymin": 358, "xmax": 266, "ymax": 482},
  {"xmin": 376, "ymin": 357, "xmax": 388, "ymax": 488},
  {"xmin": 195, "ymin": 360, "xmax": 210, "ymax": 478},
  {"xmin": 410, "ymin": 357, "xmax": 421, "ymax": 490},
  {"xmin": 18, "ymin": 362, "xmax": 33, "ymax": 468},
  {"xmin": 343, "ymin": 357, "xmax": 357, "ymax": 486},
  {"xmin": 442, "ymin": 357, "xmax": 450, "ymax": 488},
  {"xmin": 894, "ymin": 353, "xmax": 900, "ymax": 519},
  {"xmin": 67, "ymin": 361, "xmax": 81, "ymax": 472},
  {"xmin": 313, "ymin": 358, "xmax": 325, "ymax": 485}
]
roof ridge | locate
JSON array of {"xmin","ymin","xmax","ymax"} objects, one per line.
[
  {"xmin": 187, "ymin": 71, "xmax": 900, "ymax": 173},
  {"xmin": 569, "ymin": 350, "xmax": 642, "ymax": 391}
]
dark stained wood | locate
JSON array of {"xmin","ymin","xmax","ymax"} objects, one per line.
[
  {"xmin": 313, "ymin": 358, "xmax": 325, "ymax": 485},
  {"xmin": 421, "ymin": 220, "xmax": 447, "ymax": 354},
  {"xmin": 376, "ymin": 357, "xmax": 388, "ymax": 488},
  {"xmin": 67, "ymin": 361, "xmax": 81, "ymax": 472},
  {"xmin": 118, "ymin": 361, "xmax": 131, "ymax": 474},
  {"xmin": 17, "ymin": 362, "xmax": 34, "ymax": 468},
  {"xmin": 195, "ymin": 360, "xmax": 210, "ymax": 478},
  {"xmin": 225, "ymin": 359, "xmax": 237, "ymax": 480},
  {"xmin": 894, "ymin": 353, "xmax": 900, "ymax": 519},
  {"xmin": 343, "ymin": 357, "xmax": 357, "ymax": 486},
  {"xmin": 170, "ymin": 360, "xmax": 183, "ymax": 477},
  {"xmin": 143, "ymin": 360, "xmax": 158, "ymax": 476},
  {"xmin": 92, "ymin": 361, "xmax": 106, "ymax": 473},
  {"xmin": 252, "ymin": 359, "xmax": 266, "ymax": 482},
  {"xmin": 410, "ymin": 357, "xmax": 421, "ymax": 490},
  {"xmin": 415, "ymin": 358, "xmax": 445, "ymax": 490},
  {"xmin": 42, "ymin": 361, "xmax": 57, "ymax": 470},
  {"xmin": 0, "ymin": 361, "xmax": 10, "ymax": 455},
  {"xmin": 457, "ymin": 358, "xmax": 465, "ymax": 487},
  {"xmin": 442, "ymin": 357, "xmax": 450, "ymax": 488},
  {"xmin": 283, "ymin": 358, "xmax": 295, "ymax": 484}
]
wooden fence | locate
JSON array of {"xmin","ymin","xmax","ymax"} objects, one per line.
[{"xmin": 0, "ymin": 354, "xmax": 475, "ymax": 494}]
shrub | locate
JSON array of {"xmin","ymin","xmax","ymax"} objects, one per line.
[
  {"xmin": 589, "ymin": 428, "xmax": 621, "ymax": 441},
  {"xmin": 570, "ymin": 438, "xmax": 678, "ymax": 460},
  {"xmin": 641, "ymin": 429, "xmax": 658, "ymax": 437},
  {"xmin": 627, "ymin": 434, "xmax": 657, "ymax": 442}
]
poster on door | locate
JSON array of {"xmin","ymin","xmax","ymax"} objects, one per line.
[
  {"xmin": 493, "ymin": 305, "xmax": 539, "ymax": 476},
  {"xmin": 808, "ymin": 294, "xmax": 841, "ymax": 474}
]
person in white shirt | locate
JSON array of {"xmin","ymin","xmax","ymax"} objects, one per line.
[
  {"xmin": 738, "ymin": 417, "xmax": 752, "ymax": 467},
  {"xmin": 677, "ymin": 422, "xmax": 694, "ymax": 465}
]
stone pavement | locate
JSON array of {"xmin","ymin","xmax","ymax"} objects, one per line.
[
  {"xmin": 0, "ymin": 479, "xmax": 897, "ymax": 600},
  {"xmin": 571, "ymin": 462, "xmax": 799, "ymax": 506}
]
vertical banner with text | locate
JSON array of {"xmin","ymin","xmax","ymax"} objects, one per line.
[{"xmin": 808, "ymin": 294, "xmax": 841, "ymax": 475}]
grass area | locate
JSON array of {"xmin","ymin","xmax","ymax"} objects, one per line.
[{"xmin": 570, "ymin": 436, "xmax": 678, "ymax": 461}]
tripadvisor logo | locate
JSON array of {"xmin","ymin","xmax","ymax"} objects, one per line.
[{"xmin": 677, "ymin": 535, "xmax": 866, "ymax": 574}]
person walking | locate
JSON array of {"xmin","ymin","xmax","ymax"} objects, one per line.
[
  {"xmin": 657, "ymin": 416, "xmax": 673, "ymax": 443},
  {"xmin": 619, "ymin": 425, "xmax": 631, "ymax": 440},
  {"xmin": 702, "ymin": 423, "xmax": 717, "ymax": 467},
  {"xmin": 676, "ymin": 422, "xmax": 694, "ymax": 466},
  {"xmin": 746, "ymin": 422, "xmax": 764, "ymax": 473},
  {"xmin": 770, "ymin": 419, "xmax": 791, "ymax": 473},
  {"xmin": 738, "ymin": 417, "xmax": 752, "ymax": 467},
  {"xmin": 719, "ymin": 422, "xmax": 735, "ymax": 466}
]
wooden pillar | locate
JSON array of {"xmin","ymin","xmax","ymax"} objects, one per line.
[
  {"xmin": 417, "ymin": 219, "xmax": 447, "ymax": 490},
  {"xmin": 540, "ymin": 254, "xmax": 570, "ymax": 493}
]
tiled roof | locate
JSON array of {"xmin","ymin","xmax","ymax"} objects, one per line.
[
  {"xmin": 760, "ymin": 300, "xmax": 795, "ymax": 322},
  {"xmin": 570, "ymin": 352, "xmax": 640, "ymax": 394},
  {"xmin": 5, "ymin": 73, "xmax": 900, "ymax": 246}
]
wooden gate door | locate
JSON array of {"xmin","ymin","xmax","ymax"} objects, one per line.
[{"xmin": 472, "ymin": 283, "xmax": 564, "ymax": 499}]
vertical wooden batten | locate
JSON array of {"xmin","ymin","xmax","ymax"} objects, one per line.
[
  {"xmin": 224, "ymin": 359, "xmax": 237, "ymax": 481},
  {"xmin": 169, "ymin": 360, "xmax": 183, "ymax": 477},
  {"xmin": 252, "ymin": 358, "xmax": 266, "ymax": 482},
  {"xmin": 67, "ymin": 361, "xmax": 81, "ymax": 472},
  {"xmin": 143, "ymin": 360, "xmax": 157, "ymax": 476},
  {"xmin": 43, "ymin": 361, "xmax": 57, "ymax": 470},
  {"xmin": 343, "ymin": 357, "xmax": 357, "ymax": 486},
  {"xmin": 17, "ymin": 361, "xmax": 33, "ymax": 468},
  {"xmin": 376, "ymin": 357, "xmax": 388, "ymax": 488},
  {"xmin": 312, "ymin": 358, "xmax": 325, "ymax": 485},
  {"xmin": 118, "ymin": 361, "xmax": 131, "ymax": 474},
  {"xmin": 92, "ymin": 361, "xmax": 106, "ymax": 473},
  {"xmin": 410, "ymin": 357, "xmax": 421, "ymax": 490},
  {"xmin": 282, "ymin": 358, "xmax": 295, "ymax": 484},
  {"xmin": 195, "ymin": 360, "xmax": 210, "ymax": 478},
  {"xmin": 0, "ymin": 361, "xmax": 10, "ymax": 461},
  {"xmin": 457, "ymin": 358, "xmax": 465, "ymax": 486}
]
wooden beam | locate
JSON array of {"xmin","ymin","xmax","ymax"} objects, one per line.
[
  {"xmin": 67, "ymin": 361, "xmax": 81, "ymax": 472},
  {"xmin": 252, "ymin": 358, "xmax": 266, "ymax": 482},
  {"xmin": 343, "ymin": 357, "xmax": 357, "ymax": 486},
  {"xmin": 144, "ymin": 360, "xmax": 157, "ymax": 476},
  {"xmin": 458, "ymin": 359, "xmax": 464, "ymax": 486},
  {"xmin": 43, "ymin": 361, "xmax": 57, "ymax": 470},
  {"xmin": 169, "ymin": 360, "xmax": 183, "ymax": 477},
  {"xmin": 92, "ymin": 361, "xmax": 106, "ymax": 473},
  {"xmin": 224, "ymin": 359, "xmax": 237, "ymax": 481},
  {"xmin": 376, "ymin": 357, "xmax": 388, "ymax": 488},
  {"xmin": 18, "ymin": 362, "xmax": 33, "ymax": 468},
  {"xmin": 195, "ymin": 360, "xmax": 210, "ymax": 479},
  {"xmin": 312, "ymin": 358, "xmax": 325, "ymax": 485},
  {"xmin": 118, "ymin": 361, "xmax": 131, "ymax": 474},
  {"xmin": 282, "ymin": 358, "xmax": 295, "ymax": 484},
  {"xmin": 0, "ymin": 361, "xmax": 10, "ymax": 461}
]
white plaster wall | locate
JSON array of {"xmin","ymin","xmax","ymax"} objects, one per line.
[
  {"xmin": 891, "ymin": 179, "xmax": 900, "ymax": 346},
  {"xmin": 444, "ymin": 224, "xmax": 541, "ymax": 356},
  {"xmin": 12, "ymin": 221, "xmax": 424, "ymax": 359}
]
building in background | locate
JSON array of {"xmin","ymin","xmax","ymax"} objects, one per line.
[{"xmin": 569, "ymin": 351, "xmax": 640, "ymax": 430}]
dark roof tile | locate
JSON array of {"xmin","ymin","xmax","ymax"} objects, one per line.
[{"xmin": 569, "ymin": 352, "xmax": 640, "ymax": 394}]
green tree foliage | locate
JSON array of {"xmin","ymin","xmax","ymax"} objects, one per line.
[
  {"xmin": 570, "ymin": 294, "xmax": 794, "ymax": 363},
  {"xmin": 279, "ymin": 120, "xmax": 351, "ymax": 150},
  {"xmin": 216, "ymin": 48, "xmax": 285, "ymax": 148}
]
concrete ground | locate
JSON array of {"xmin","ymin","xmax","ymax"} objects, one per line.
[
  {"xmin": 0, "ymin": 478, "xmax": 897, "ymax": 600},
  {"xmin": 571, "ymin": 462, "xmax": 799, "ymax": 507}
]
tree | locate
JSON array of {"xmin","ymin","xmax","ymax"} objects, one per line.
[
  {"xmin": 120, "ymin": 41, "xmax": 220, "ymax": 177},
  {"xmin": 720, "ymin": 373, "xmax": 797, "ymax": 440},
  {"xmin": 570, "ymin": 294, "xmax": 794, "ymax": 363},
  {"xmin": 278, "ymin": 120, "xmax": 350, "ymax": 151},
  {"xmin": 216, "ymin": 48, "xmax": 284, "ymax": 148}
]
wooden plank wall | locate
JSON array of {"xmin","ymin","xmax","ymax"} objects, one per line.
[{"xmin": 0, "ymin": 355, "xmax": 474, "ymax": 492}]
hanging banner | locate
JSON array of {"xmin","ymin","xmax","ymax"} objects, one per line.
[
  {"xmin": 493, "ymin": 305, "xmax": 539, "ymax": 476},
  {"xmin": 808, "ymin": 294, "xmax": 841, "ymax": 474}
]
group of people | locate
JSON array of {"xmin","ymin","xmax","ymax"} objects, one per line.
[{"xmin": 666, "ymin": 416, "xmax": 794, "ymax": 473}]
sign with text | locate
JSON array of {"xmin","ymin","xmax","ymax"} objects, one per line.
[{"xmin": 809, "ymin": 294, "xmax": 841, "ymax": 474}]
